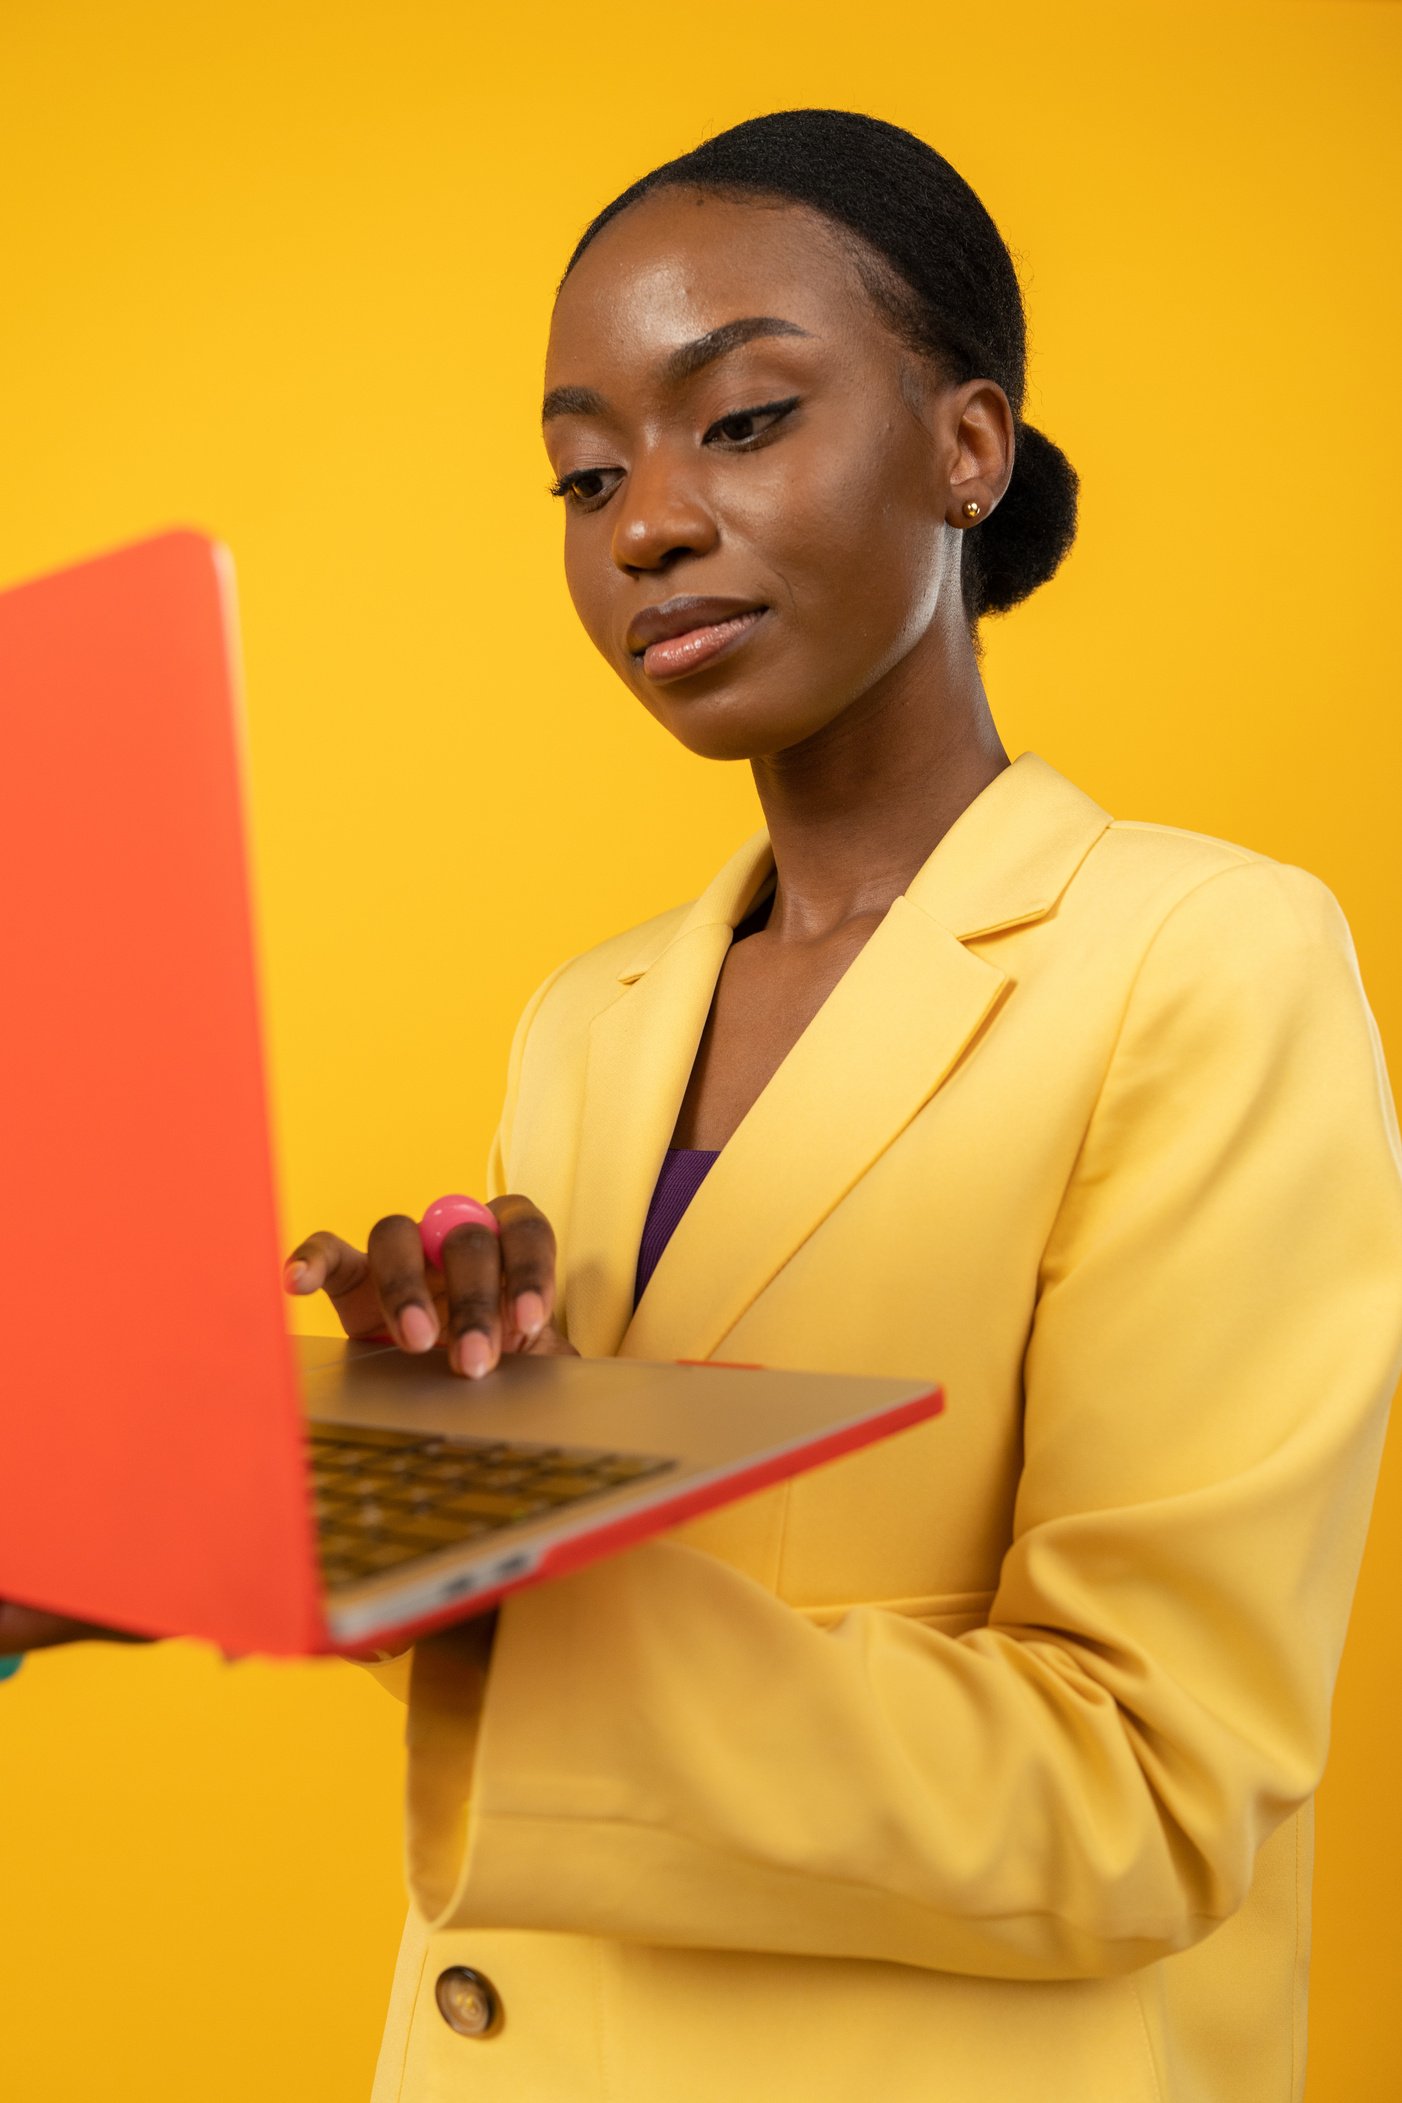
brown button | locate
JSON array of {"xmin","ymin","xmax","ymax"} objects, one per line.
[{"xmin": 435, "ymin": 1965, "xmax": 501, "ymax": 2038}]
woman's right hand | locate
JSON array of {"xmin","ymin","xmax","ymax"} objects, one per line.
[
  {"xmin": 0, "ymin": 1600, "xmax": 148, "ymax": 1654},
  {"xmin": 281, "ymin": 1193, "xmax": 575, "ymax": 1380}
]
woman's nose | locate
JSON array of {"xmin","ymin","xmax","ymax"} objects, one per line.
[{"xmin": 610, "ymin": 449, "xmax": 719, "ymax": 574}]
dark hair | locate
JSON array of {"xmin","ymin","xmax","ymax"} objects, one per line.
[{"xmin": 563, "ymin": 109, "xmax": 1078, "ymax": 627}]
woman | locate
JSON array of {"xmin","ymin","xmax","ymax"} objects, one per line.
[{"xmin": 8, "ymin": 109, "xmax": 1402, "ymax": 2103}]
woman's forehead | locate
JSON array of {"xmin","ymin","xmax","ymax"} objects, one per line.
[{"xmin": 545, "ymin": 191, "xmax": 869, "ymax": 384}]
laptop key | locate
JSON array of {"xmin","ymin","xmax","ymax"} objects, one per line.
[
  {"xmin": 529, "ymin": 1472, "xmax": 614, "ymax": 1501},
  {"xmin": 319, "ymin": 1423, "xmax": 434, "ymax": 1450},
  {"xmin": 380, "ymin": 1510, "xmax": 501, "ymax": 1548},
  {"xmin": 318, "ymin": 1532, "xmax": 368, "ymax": 1561},
  {"xmin": 352, "ymin": 1538, "xmax": 436, "ymax": 1571},
  {"xmin": 308, "ymin": 1424, "xmax": 678, "ymax": 1542},
  {"xmin": 344, "ymin": 1471, "xmax": 408, "ymax": 1498},
  {"xmin": 454, "ymin": 1466, "xmax": 534, "ymax": 1491},
  {"xmin": 341, "ymin": 1502, "xmax": 395, "ymax": 1530},
  {"xmin": 349, "ymin": 1539, "xmax": 424, "ymax": 1573},
  {"xmin": 374, "ymin": 1484, "xmax": 433, "ymax": 1511},
  {"xmin": 436, "ymin": 1491, "xmax": 550, "ymax": 1522}
]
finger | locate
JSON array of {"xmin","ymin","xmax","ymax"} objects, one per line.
[
  {"xmin": 282, "ymin": 1230, "xmax": 368, "ymax": 1300},
  {"xmin": 282, "ymin": 1230, "xmax": 390, "ymax": 1342},
  {"xmin": 0, "ymin": 1601, "xmax": 146, "ymax": 1652},
  {"xmin": 365, "ymin": 1214, "xmax": 440, "ymax": 1353},
  {"xmin": 489, "ymin": 1193, "xmax": 558, "ymax": 1342},
  {"xmin": 0, "ymin": 1601, "xmax": 71, "ymax": 1650},
  {"xmin": 439, "ymin": 1218, "xmax": 503, "ymax": 1379}
]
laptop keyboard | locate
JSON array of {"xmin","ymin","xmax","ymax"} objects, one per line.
[{"xmin": 307, "ymin": 1420, "xmax": 676, "ymax": 1590}]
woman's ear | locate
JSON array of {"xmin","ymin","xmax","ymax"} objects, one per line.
[{"xmin": 944, "ymin": 377, "xmax": 1016, "ymax": 524}]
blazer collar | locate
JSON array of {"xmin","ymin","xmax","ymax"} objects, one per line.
[{"xmin": 563, "ymin": 752, "xmax": 1111, "ymax": 1361}]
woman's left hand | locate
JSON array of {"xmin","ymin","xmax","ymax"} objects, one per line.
[
  {"xmin": 410, "ymin": 1190, "xmax": 579, "ymax": 1376},
  {"xmin": 286, "ymin": 1190, "xmax": 578, "ymax": 1379}
]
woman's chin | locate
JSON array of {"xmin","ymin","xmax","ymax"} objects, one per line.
[{"xmin": 645, "ymin": 681, "xmax": 845, "ymax": 767}]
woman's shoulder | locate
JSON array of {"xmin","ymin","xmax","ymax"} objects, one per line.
[
  {"xmin": 556, "ymin": 898, "xmax": 695, "ymax": 993},
  {"xmin": 1064, "ymin": 811, "xmax": 1366, "ymax": 1043},
  {"xmin": 1082, "ymin": 807, "xmax": 1350, "ymax": 953},
  {"xmin": 1005, "ymin": 754, "xmax": 1363, "ymax": 1003},
  {"xmin": 508, "ymin": 898, "xmax": 698, "ymax": 1052},
  {"xmin": 514, "ymin": 826, "xmax": 773, "ymax": 1036}
]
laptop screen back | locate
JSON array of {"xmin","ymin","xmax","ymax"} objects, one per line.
[{"xmin": 0, "ymin": 531, "xmax": 321, "ymax": 1653}]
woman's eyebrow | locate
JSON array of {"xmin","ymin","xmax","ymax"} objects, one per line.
[
  {"xmin": 662, "ymin": 314, "xmax": 811, "ymax": 385},
  {"xmin": 542, "ymin": 315, "xmax": 812, "ymax": 424}
]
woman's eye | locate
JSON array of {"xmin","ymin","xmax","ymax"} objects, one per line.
[
  {"xmin": 704, "ymin": 396, "xmax": 801, "ymax": 447},
  {"xmin": 548, "ymin": 399, "xmax": 800, "ymax": 508},
  {"xmin": 549, "ymin": 467, "xmax": 620, "ymax": 509}
]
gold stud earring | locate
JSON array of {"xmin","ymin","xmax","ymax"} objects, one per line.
[{"xmin": 962, "ymin": 500, "xmax": 982, "ymax": 520}]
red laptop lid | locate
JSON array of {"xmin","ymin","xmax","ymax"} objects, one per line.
[{"xmin": 0, "ymin": 530, "xmax": 322, "ymax": 1654}]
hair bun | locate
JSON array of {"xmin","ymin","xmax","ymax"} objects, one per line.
[{"xmin": 967, "ymin": 421, "xmax": 1079, "ymax": 619}]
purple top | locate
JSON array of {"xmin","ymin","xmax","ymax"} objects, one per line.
[
  {"xmin": 631, "ymin": 887, "xmax": 773, "ymax": 1311},
  {"xmin": 633, "ymin": 1147, "xmax": 720, "ymax": 1307}
]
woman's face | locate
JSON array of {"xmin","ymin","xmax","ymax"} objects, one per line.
[{"xmin": 542, "ymin": 188, "xmax": 1007, "ymax": 764}]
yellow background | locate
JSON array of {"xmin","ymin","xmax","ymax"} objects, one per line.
[{"xmin": 1, "ymin": 1, "xmax": 1398, "ymax": 2094}]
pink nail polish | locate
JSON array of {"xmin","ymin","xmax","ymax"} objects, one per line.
[
  {"xmin": 400, "ymin": 1304, "xmax": 437, "ymax": 1352},
  {"xmin": 514, "ymin": 1291, "xmax": 546, "ymax": 1340},
  {"xmin": 459, "ymin": 1333, "xmax": 493, "ymax": 1380}
]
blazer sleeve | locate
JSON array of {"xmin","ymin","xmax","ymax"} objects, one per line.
[{"xmin": 415, "ymin": 858, "xmax": 1402, "ymax": 1980}]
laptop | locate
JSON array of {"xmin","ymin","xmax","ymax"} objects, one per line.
[{"xmin": 0, "ymin": 529, "xmax": 943, "ymax": 1658}]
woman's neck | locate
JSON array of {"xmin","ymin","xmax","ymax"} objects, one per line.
[{"xmin": 750, "ymin": 647, "xmax": 1009, "ymax": 944}]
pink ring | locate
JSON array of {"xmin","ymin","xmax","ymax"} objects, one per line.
[{"xmin": 419, "ymin": 1194, "xmax": 500, "ymax": 1269}]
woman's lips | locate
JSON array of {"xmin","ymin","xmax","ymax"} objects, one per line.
[{"xmin": 639, "ymin": 608, "xmax": 767, "ymax": 683}]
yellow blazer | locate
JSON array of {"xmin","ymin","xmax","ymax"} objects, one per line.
[{"xmin": 368, "ymin": 751, "xmax": 1402, "ymax": 2103}]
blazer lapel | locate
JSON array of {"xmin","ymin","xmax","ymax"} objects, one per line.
[
  {"xmin": 621, "ymin": 899, "xmax": 1008, "ymax": 1362},
  {"xmin": 563, "ymin": 832, "xmax": 774, "ymax": 1359},
  {"xmin": 569, "ymin": 751, "xmax": 1112, "ymax": 1364}
]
